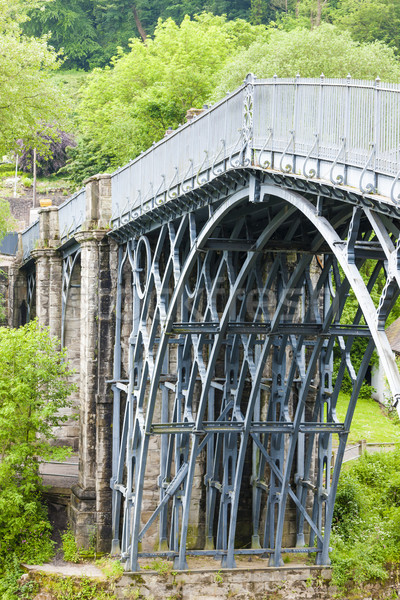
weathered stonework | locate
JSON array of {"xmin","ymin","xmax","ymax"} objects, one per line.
[{"xmin": 68, "ymin": 174, "xmax": 116, "ymax": 551}]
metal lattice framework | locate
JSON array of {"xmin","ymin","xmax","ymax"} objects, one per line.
[
  {"xmin": 110, "ymin": 177, "xmax": 400, "ymax": 571},
  {"xmin": 26, "ymin": 270, "xmax": 36, "ymax": 323},
  {"xmin": 17, "ymin": 75, "xmax": 400, "ymax": 571},
  {"xmin": 61, "ymin": 245, "xmax": 81, "ymax": 347}
]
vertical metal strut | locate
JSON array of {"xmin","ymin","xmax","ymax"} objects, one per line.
[{"xmin": 111, "ymin": 183, "xmax": 400, "ymax": 571}]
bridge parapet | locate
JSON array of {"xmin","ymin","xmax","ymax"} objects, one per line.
[
  {"xmin": 59, "ymin": 188, "xmax": 86, "ymax": 244},
  {"xmin": 22, "ymin": 219, "xmax": 39, "ymax": 262},
  {"xmin": 19, "ymin": 76, "xmax": 400, "ymax": 259},
  {"xmin": 110, "ymin": 76, "xmax": 400, "ymax": 230}
]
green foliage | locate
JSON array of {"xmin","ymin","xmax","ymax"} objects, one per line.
[
  {"xmin": 34, "ymin": 574, "xmax": 118, "ymax": 600},
  {"xmin": 0, "ymin": 320, "xmax": 76, "ymax": 570},
  {"xmin": 214, "ymin": 569, "xmax": 223, "ymax": 584},
  {"xmin": 24, "ymin": 0, "xmax": 254, "ymax": 70},
  {"xmin": 66, "ymin": 13, "xmax": 265, "ymax": 181},
  {"xmin": 0, "ymin": 555, "xmax": 23, "ymax": 600},
  {"xmin": 0, "ymin": 1, "xmax": 64, "ymax": 156},
  {"xmin": 212, "ymin": 23, "xmax": 400, "ymax": 99},
  {"xmin": 96, "ymin": 556, "xmax": 124, "ymax": 579},
  {"xmin": 143, "ymin": 558, "xmax": 172, "ymax": 575},
  {"xmin": 21, "ymin": 176, "xmax": 33, "ymax": 188},
  {"xmin": 61, "ymin": 529, "xmax": 80, "ymax": 563},
  {"xmin": 331, "ymin": 0, "xmax": 400, "ymax": 54},
  {"xmin": 331, "ymin": 448, "xmax": 400, "ymax": 591},
  {"xmin": 24, "ymin": 0, "xmax": 108, "ymax": 70}
]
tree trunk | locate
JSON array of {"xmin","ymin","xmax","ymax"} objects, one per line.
[
  {"xmin": 132, "ymin": 5, "xmax": 147, "ymax": 42},
  {"xmin": 316, "ymin": 0, "xmax": 327, "ymax": 26}
]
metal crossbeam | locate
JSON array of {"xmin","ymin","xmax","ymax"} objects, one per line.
[{"xmin": 108, "ymin": 79, "xmax": 400, "ymax": 574}]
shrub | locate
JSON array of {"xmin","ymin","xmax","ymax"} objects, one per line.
[
  {"xmin": 331, "ymin": 449, "xmax": 400, "ymax": 592},
  {"xmin": 0, "ymin": 321, "xmax": 76, "ymax": 571},
  {"xmin": 61, "ymin": 529, "xmax": 80, "ymax": 563}
]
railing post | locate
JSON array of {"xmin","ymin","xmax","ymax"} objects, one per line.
[
  {"xmin": 242, "ymin": 73, "xmax": 256, "ymax": 166},
  {"xmin": 344, "ymin": 74, "xmax": 352, "ymax": 184},
  {"xmin": 292, "ymin": 73, "xmax": 300, "ymax": 173},
  {"xmin": 316, "ymin": 73, "xmax": 324, "ymax": 178},
  {"xmin": 374, "ymin": 77, "xmax": 381, "ymax": 184}
]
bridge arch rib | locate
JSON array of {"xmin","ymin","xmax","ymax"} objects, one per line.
[{"xmin": 110, "ymin": 179, "xmax": 400, "ymax": 571}]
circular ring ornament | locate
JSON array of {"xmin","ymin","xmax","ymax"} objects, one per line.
[{"xmin": 134, "ymin": 236, "xmax": 152, "ymax": 299}]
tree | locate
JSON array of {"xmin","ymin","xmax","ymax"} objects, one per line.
[
  {"xmin": 23, "ymin": 0, "xmax": 106, "ymax": 69},
  {"xmin": 0, "ymin": 320, "xmax": 76, "ymax": 566},
  {"xmin": 250, "ymin": 0, "xmax": 274, "ymax": 23},
  {"xmin": 211, "ymin": 23, "xmax": 400, "ymax": 100},
  {"xmin": 19, "ymin": 129, "xmax": 76, "ymax": 177},
  {"xmin": 0, "ymin": 0, "xmax": 63, "ymax": 157},
  {"xmin": 331, "ymin": 0, "xmax": 400, "ymax": 54},
  {"xmin": 66, "ymin": 13, "xmax": 266, "ymax": 180},
  {"xmin": 25, "ymin": 0, "xmax": 256, "ymax": 70}
]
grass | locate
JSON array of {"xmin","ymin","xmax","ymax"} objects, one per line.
[
  {"xmin": 0, "ymin": 162, "xmax": 73, "ymax": 199},
  {"xmin": 336, "ymin": 390, "xmax": 400, "ymax": 443}
]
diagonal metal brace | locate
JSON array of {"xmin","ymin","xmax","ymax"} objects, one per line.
[{"xmin": 138, "ymin": 462, "xmax": 189, "ymax": 542}]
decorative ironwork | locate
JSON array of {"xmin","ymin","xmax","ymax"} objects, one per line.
[
  {"xmin": 17, "ymin": 76, "xmax": 400, "ymax": 573},
  {"xmin": 280, "ymin": 130, "xmax": 295, "ymax": 174},
  {"xmin": 61, "ymin": 246, "xmax": 81, "ymax": 346},
  {"xmin": 302, "ymin": 133, "xmax": 319, "ymax": 179},
  {"xmin": 241, "ymin": 74, "xmax": 255, "ymax": 166},
  {"xmin": 329, "ymin": 137, "xmax": 346, "ymax": 186},
  {"xmin": 110, "ymin": 181, "xmax": 400, "ymax": 572},
  {"xmin": 26, "ymin": 270, "xmax": 36, "ymax": 322}
]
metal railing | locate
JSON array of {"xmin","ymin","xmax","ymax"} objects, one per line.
[
  {"xmin": 58, "ymin": 188, "xmax": 86, "ymax": 244},
  {"xmin": 20, "ymin": 76, "xmax": 400, "ymax": 256},
  {"xmin": 110, "ymin": 85, "xmax": 246, "ymax": 227},
  {"xmin": 21, "ymin": 219, "xmax": 39, "ymax": 261},
  {"xmin": 110, "ymin": 76, "xmax": 400, "ymax": 228}
]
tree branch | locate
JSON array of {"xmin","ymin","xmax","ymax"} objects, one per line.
[{"xmin": 132, "ymin": 4, "xmax": 147, "ymax": 43}]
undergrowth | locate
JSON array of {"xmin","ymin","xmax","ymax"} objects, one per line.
[
  {"xmin": 34, "ymin": 573, "xmax": 118, "ymax": 599},
  {"xmin": 331, "ymin": 447, "xmax": 400, "ymax": 593}
]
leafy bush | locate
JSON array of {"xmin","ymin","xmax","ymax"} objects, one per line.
[
  {"xmin": 0, "ymin": 321, "xmax": 76, "ymax": 583},
  {"xmin": 332, "ymin": 473, "xmax": 362, "ymax": 539},
  {"xmin": 19, "ymin": 130, "xmax": 76, "ymax": 177},
  {"xmin": 61, "ymin": 529, "xmax": 80, "ymax": 563},
  {"xmin": 20, "ymin": 176, "xmax": 32, "ymax": 188},
  {"xmin": 331, "ymin": 449, "xmax": 400, "ymax": 592}
]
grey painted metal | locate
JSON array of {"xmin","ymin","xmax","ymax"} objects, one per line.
[
  {"xmin": 109, "ymin": 165, "xmax": 400, "ymax": 571},
  {"xmin": 0, "ymin": 232, "xmax": 18, "ymax": 256},
  {"xmin": 61, "ymin": 245, "xmax": 81, "ymax": 347},
  {"xmin": 19, "ymin": 76, "xmax": 400, "ymax": 258},
  {"xmin": 58, "ymin": 188, "xmax": 86, "ymax": 244},
  {"xmin": 26, "ymin": 270, "xmax": 36, "ymax": 322},
  {"xmin": 22, "ymin": 219, "xmax": 39, "ymax": 262},
  {"xmin": 16, "ymin": 76, "xmax": 400, "ymax": 571},
  {"xmin": 109, "ymin": 75, "xmax": 400, "ymax": 230}
]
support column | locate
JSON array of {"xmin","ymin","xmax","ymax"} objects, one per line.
[
  {"xmin": 70, "ymin": 174, "xmax": 116, "ymax": 551},
  {"xmin": 31, "ymin": 207, "xmax": 61, "ymax": 333},
  {"xmin": 8, "ymin": 235, "xmax": 27, "ymax": 328}
]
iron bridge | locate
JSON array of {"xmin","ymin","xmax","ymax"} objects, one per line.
[{"xmin": 21, "ymin": 75, "xmax": 400, "ymax": 571}]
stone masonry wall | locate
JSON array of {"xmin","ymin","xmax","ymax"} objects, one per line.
[{"xmin": 110, "ymin": 565, "xmax": 372, "ymax": 600}]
